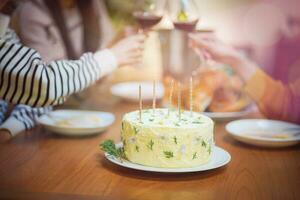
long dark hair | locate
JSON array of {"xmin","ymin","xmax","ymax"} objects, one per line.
[{"xmin": 44, "ymin": 0, "xmax": 101, "ymax": 59}]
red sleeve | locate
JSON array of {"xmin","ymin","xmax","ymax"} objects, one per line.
[{"xmin": 244, "ymin": 69, "xmax": 300, "ymax": 124}]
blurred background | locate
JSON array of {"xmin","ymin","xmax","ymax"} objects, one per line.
[
  {"xmin": 105, "ymin": 0, "xmax": 300, "ymax": 79},
  {"xmin": 5, "ymin": 0, "xmax": 299, "ymax": 112}
]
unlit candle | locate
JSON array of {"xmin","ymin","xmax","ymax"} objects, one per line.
[
  {"xmin": 139, "ymin": 84, "xmax": 142, "ymax": 122},
  {"xmin": 152, "ymin": 80, "xmax": 156, "ymax": 116},
  {"xmin": 190, "ymin": 77, "xmax": 193, "ymax": 116},
  {"xmin": 178, "ymin": 82, "xmax": 181, "ymax": 121},
  {"xmin": 168, "ymin": 79, "xmax": 174, "ymax": 116}
]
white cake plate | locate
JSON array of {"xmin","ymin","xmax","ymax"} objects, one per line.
[{"xmin": 104, "ymin": 143, "xmax": 231, "ymax": 173}]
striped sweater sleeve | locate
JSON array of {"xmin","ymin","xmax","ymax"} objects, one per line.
[
  {"xmin": 2, "ymin": 28, "xmax": 21, "ymax": 44},
  {"xmin": 0, "ymin": 100, "xmax": 8, "ymax": 124},
  {"xmin": 0, "ymin": 104, "xmax": 52, "ymax": 136},
  {"xmin": 0, "ymin": 30, "xmax": 117, "ymax": 107}
]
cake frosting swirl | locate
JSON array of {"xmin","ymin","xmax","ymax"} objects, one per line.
[{"xmin": 121, "ymin": 108, "xmax": 214, "ymax": 168}]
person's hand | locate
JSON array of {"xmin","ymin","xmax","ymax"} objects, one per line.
[
  {"xmin": 189, "ymin": 33, "xmax": 257, "ymax": 82},
  {"xmin": 189, "ymin": 33, "xmax": 241, "ymax": 64},
  {"xmin": 109, "ymin": 34, "xmax": 146, "ymax": 67},
  {"xmin": 0, "ymin": 129, "xmax": 11, "ymax": 143}
]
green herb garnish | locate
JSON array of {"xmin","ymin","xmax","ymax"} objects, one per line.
[
  {"xmin": 192, "ymin": 152, "xmax": 197, "ymax": 160},
  {"xmin": 147, "ymin": 140, "xmax": 154, "ymax": 150},
  {"xmin": 121, "ymin": 122, "xmax": 124, "ymax": 131},
  {"xmin": 192, "ymin": 121, "xmax": 203, "ymax": 124},
  {"xmin": 164, "ymin": 151, "xmax": 174, "ymax": 158},
  {"xmin": 133, "ymin": 126, "xmax": 138, "ymax": 134},
  {"xmin": 174, "ymin": 122, "xmax": 180, "ymax": 127},
  {"xmin": 201, "ymin": 140, "xmax": 207, "ymax": 147},
  {"xmin": 208, "ymin": 146, "xmax": 212, "ymax": 154},
  {"xmin": 149, "ymin": 118, "xmax": 154, "ymax": 122},
  {"xmin": 173, "ymin": 136, "xmax": 178, "ymax": 144},
  {"xmin": 100, "ymin": 139, "xmax": 125, "ymax": 160},
  {"xmin": 135, "ymin": 145, "xmax": 139, "ymax": 152}
]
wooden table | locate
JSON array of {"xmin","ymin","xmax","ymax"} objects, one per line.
[{"xmin": 0, "ymin": 94, "xmax": 300, "ymax": 200}]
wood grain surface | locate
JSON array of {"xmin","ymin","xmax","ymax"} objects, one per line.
[{"xmin": 0, "ymin": 91, "xmax": 299, "ymax": 200}]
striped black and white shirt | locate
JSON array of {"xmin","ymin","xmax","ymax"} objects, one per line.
[
  {"xmin": 0, "ymin": 28, "xmax": 53, "ymax": 135},
  {"xmin": 0, "ymin": 100, "xmax": 53, "ymax": 136},
  {"xmin": 0, "ymin": 29, "xmax": 117, "ymax": 107},
  {"xmin": 0, "ymin": 22, "xmax": 117, "ymax": 135}
]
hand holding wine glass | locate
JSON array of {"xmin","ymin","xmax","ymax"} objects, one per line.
[
  {"xmin": 109, "ymin": 34, "xmax": 146, "ymax": 67},
  {"xmin": 189, "ymin": 33, "xmax": 257, "ymax": 82}
]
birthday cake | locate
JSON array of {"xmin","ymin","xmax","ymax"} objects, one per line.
[{"xmin": 121, "ymin": 108, "xmax": 214, "ymax": 168}]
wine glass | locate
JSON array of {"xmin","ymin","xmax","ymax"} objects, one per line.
[
  {"xmin": 170, "ymin": 0, "xmax": 200, "ymax": 32},
  {"xmin": 170, "ymin": 0, "xmax": 209, "ymax": 66},
  {"xmin": 133, "ymin": 0, "xmax": 166, "ymax": 32}
]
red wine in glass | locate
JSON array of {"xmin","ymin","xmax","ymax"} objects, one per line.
[
  {"xmin": 173, "ymin": 19, "xmax": 199, "ymax": 32},
  {"xmin": 133, "ymin": 11, "xmax": 163, "ymax": 29}
]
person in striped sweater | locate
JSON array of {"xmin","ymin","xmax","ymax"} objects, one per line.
[
  {"xmin": 0, "ymin": 0, "xmax": 145, "ymax": 140},
  {"xmin": 0, "ymin": 24, "xmax": 54, "ymax": 136}
]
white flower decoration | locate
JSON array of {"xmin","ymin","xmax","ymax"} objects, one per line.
[
  {"xmin": 128, "ymin": 137, "xmax": 136, "ymax": 144},
  {"xmin": 180, "ymin": 145, "xmax": 187, "ymax": 154}
]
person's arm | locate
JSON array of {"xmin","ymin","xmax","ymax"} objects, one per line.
[
  {"xmin": 0, "ymin": 37, "xmax": 117, "ymax": 107},
  {"xmin": 225, "ymin": 52, "xmax": 300, "ymax": 123},
  {"xmin": 244, "ymin": 69, "xmax": 300, "ymax": 123},
  {"xmin": 0, "ymin": 27, "xmax": 145, "ymax": 107},
  {"xmin": 0, "ymin": 104, "xmax": 52, "ymax": 136},
  {"xmin": 189, "ymin": 33, "xmax": 300, "ymax": 123}
]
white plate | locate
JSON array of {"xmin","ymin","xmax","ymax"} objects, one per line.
[
  {"xmin": 37, "ymin": 110, "xmax": 115, "ymax": 136},
  {"xmin": 104, "ymin": 143, "xmax": 231, "ymax": 173},
  {"xmin": 110, "ymin": 81, "xmax": 164, "ymax": 102},
  {"xmin": 203, "ymin": 106, "xmax": 253, "ymax": 121},
  {"xmin": 226, "ymin": 119, "xmax": 300, "ymax": 147}
]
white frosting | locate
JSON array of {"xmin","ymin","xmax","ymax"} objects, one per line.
[
  {"xmin": 121, "ymin": 108, "xmax": 214, "ymax": 168},
  {"xmin": 124, "ymin": 108, "xmax": 211, "ymax": 129}
]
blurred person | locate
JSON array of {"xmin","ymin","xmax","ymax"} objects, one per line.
[
  {"xmin": 14, "ymin": 0, "xmax": 116, "ymax": 106},
  {"xmin": 270, "ymin": 15, "xmax": 300, "ymax": 84},
  {"xmin": 0, "ymin": 0, "xmax": 145, "ymax": 140},
  {"xmin": 16, "ymin": 0, "xmax": 115, "ymax": 62},
  {"xmin": 15, "ymin": 0, "xmax": 163, "ymax": 85},
  {"xmin": 15, "ymin": 0, "xmax": 162, "ymax": 100},
  {"xmin": 189, "ymin": 33, "xmax": 300, "ymax": 124}
]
